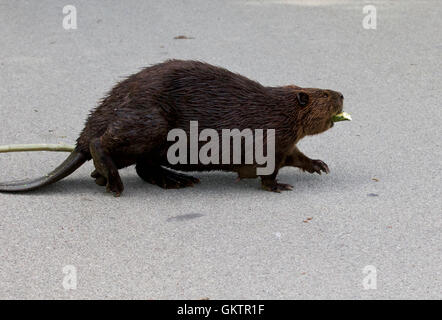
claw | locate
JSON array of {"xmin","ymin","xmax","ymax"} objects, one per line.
[{"xmin": 311, "ymin": 160, "xmax": 330, "ymax": 175}]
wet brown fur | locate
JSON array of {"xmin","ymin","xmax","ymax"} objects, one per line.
[{"xmin": 74, "ymin": 60, "xmax": 344, "ymax": 195}]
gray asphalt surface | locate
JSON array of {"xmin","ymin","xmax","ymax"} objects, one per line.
[{"xmin": 0, "ymin": 0, "xmax": 440, "ymax": 299}]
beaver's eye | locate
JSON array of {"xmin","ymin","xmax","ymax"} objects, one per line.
[{"xmin": 323, "ymin": 93, "xmax": 329, "ymax": 98}]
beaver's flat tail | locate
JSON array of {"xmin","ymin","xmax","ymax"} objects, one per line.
[{"xmin": 0, "ymin": 151, "xmax": 87, "ymax": 192}]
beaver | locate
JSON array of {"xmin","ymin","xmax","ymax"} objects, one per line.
[{"xmin": 0, "ymin": 60, "xmax": 344, "ymax": 196}]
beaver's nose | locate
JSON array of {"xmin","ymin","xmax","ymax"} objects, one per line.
[{"xmin": 339, "ymin": 93, "xmax": 344, "ymax": 100}]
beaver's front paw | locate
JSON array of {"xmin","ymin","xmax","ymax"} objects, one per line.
[
  {"xmin": 312, "ymin": 159, "xmax": 330, "ymax": 174},
  {"xmin": 303, "ymin": 159, "xmax": 330, "ymax": 175},
  {"xmin": 261, "ymin": 180, "xmax": 293, "ymax": 193}
]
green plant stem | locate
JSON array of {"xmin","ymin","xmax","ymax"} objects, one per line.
[{"xmin": 0, "ymin": 143, "xmax": 75, "ymax": 153}]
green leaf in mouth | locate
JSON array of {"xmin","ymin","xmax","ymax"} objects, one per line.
[{"xmin": 332, "ymin": 112, "xmax": 352, "ymax": 122}]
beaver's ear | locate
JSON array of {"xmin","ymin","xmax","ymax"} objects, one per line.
[{"xmin": 296, "ymin": 92, "xmax": 309, "ymax": 107}]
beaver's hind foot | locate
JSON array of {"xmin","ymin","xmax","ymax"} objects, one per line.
[
  {"xmin": 91, "ymin": 170, "xmax": 107, "ymax": 186},
  {"xmin": 261, "ymin": 180, "xmax": 293, "ymax": 193},
  {"xmin": 89, "ymin": 138, "xmax": 124, "ymax": 197},
  {"xmin": 136, "ymin": 165, "xmax": 200, "ymax": 189}
]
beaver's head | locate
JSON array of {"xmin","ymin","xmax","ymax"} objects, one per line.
[{"xmin": 292, "ymin": 88, "xmax": 344, "ymax": 136}]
